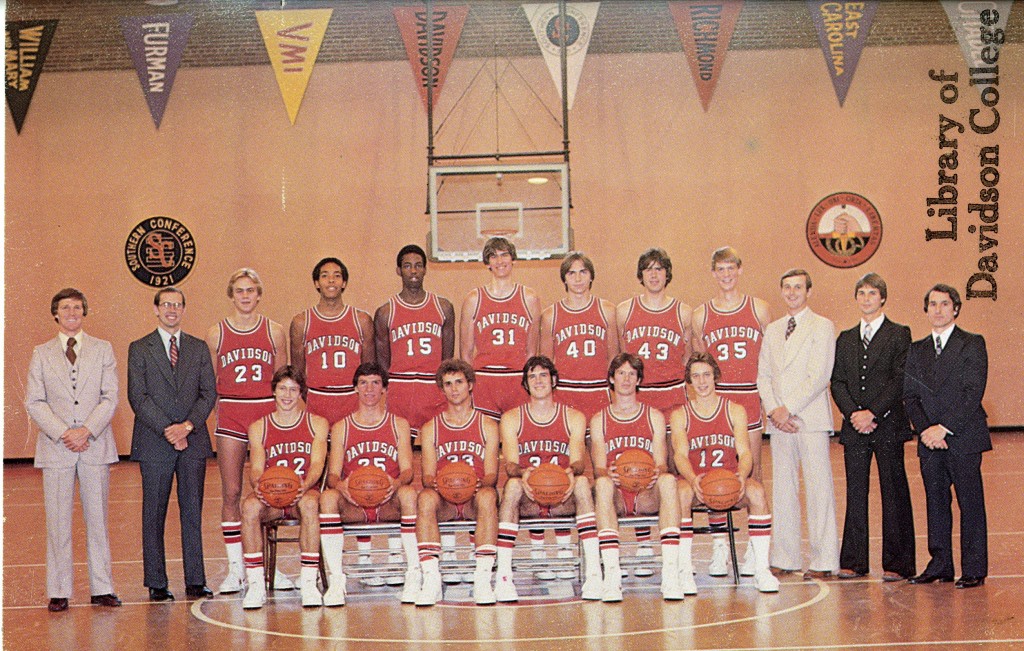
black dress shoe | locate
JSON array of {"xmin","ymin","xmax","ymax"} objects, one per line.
[
  {"xmin": 185, "ymin": 585, "xmax": 214, "ymax": 598},
  {"xmin": 90, "ymin": 593, "xmax": 122, "ymax": 607},
  {"xmin": 149, "ymin": 587, "xmax": 175, "ymax": 601},
  {"xmin": 955, "ymin": 576, "xmax": 985, "ymax": 589},
  {"xmin": 48, "ymin": 598, "xmax": 69, "ymax": 612},
  {"xmin": 908, "ymin": 572, "xmax": 954, "ymax": 584}
]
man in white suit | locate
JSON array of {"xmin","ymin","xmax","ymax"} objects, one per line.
[
  {"xmin": 757, "ymin": 269, "xmax": 839, "ymax": 579},
  {"xmin": 26, "ymin": 288, "xmax": 121, "ymax": 612}
]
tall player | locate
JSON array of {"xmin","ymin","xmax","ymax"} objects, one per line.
[
  {"xmin": 495, "ymin": 356, "xmax": 603, "ymax": 601},
  {"xmin": 207, "ymin": 268, "xmax": 289, "ymax": 594},
  {"xmin": 690, "ymin": 246, "xmax": 771, "ymax": 577},
  {"xmin": 240, "ymin": 366, "xmax": 330, "ymax": 609},
  {"xmin": 415, "ymin": 359, "xmax": 499, "ymax": 606},
  {"xmin": 590, "ymin": 353, "xmax": 682, "ymax": 602},
  {"xmin": 460, "ymin": 237, "xmax": 541, "ymax": 419},
  {"xmin": 318, "ymin": 363, "xmax": 420, "ymax": 606},
  {"xmin": 671, "ymin": 353, "xmax": 779, "ymax": 594}
]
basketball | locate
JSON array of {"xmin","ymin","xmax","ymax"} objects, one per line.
[
  {"xmin": 527, "ymin": 463, "xmax": 571, "ymax": 506},
  {"xmin": 258, "ymin": 465, "xmax": 301, "ymax": 508},
  {"xmin": 435, "ymin": 461, "xmax": 478, "ymax": 504},
  {"xmin": 701, "ymin": 468, "xmax": 742, "ymax": 511},
  {"xmin": 615, "ymin": 449, "xmax": 657, "ymax": 493},
  {"xmin": 347, "ymin": 465, "xmax": 392, "ymax": 508}
]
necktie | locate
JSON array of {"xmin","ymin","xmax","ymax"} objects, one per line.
[
  {"xmin": 863, "ymin": 323, "xmax": 873, "ymax": 348},
  {"xmin": 935, "ymin": 336, "xmax": 942, "ymax": 358},
  {"xmin": 65, "ymin": 337, "xmax": 77, "ymax": 365},
  {"xmin": 170, "ymin": 335, "xmax": 179, "ymax": 369},
  {"xmin": 785, "ymin": 316, "xmax": 796, "ymax": 340}
]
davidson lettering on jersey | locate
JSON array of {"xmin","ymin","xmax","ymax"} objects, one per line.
[
  {"xmin": 702, "ymin": 326, "xmax": 761, "ymax": 347},
  {"xmin": 391, "ymin": 321, "xmax": 443, "ymax": 342},
  {"xmin": 519, "ymin": 439, "xmax": 570, "ymax": 457},
  {"xmin": 623, "ymin": 326, "xmax": 682, "ymax": 346},
  {"xmin": 304, "ymin": 334, "xmax": 361, "ymax": 355},
  {"xmin": 220, "ymin": 347, "xmax": 274, "ymax": 367},
  {"xmin": 476, "ymin": 312, "xmax": 530, "ymax": 332},
  {"xmin": 606, "ymin": 436, "xmax": 653, "ymax": 454},
  {"xmin": 689, "ymin": 433, "xmax": 735, "ymax": 450},
  {"xmin": 553, "ymin": 323, "xmax": 606, "ymax": 346},
  {"xmin": 268, "ymin": 441, "xmax": 313, "ymax": 458},
  {"xmin": 438, "ymin": 439, "xmax": 485, "ymax": 459},
  {"xmin": 344, "ymin": 440, "xmax": 399, "ymax": 463}
]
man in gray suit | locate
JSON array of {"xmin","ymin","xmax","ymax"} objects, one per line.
[
  {"xmin": 27, "ymin": 287, "xmax": 121, "ymax": 612},
  {"xmin": 128, "ymin": 286, "xmax": 217, "ymax": 601},
  {"xmin": 757, "ymin": 269, "xmax": 838, "ymax": 580}
]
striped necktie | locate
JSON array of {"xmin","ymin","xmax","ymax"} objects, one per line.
[{"xmin": 170, "ymin": 335, "xmax": 179, "ymax": 368}]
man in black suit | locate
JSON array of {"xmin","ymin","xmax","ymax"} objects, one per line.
[
  {"xmin": 128, "ymin": 287, "xmax": 217, "ymax": 601},
  {"xmin": 831, "ymin": 273, "xmax": 915, "ymax": 582},
  {"xmin": 904, "ymin": 283, "xmax": 991, "ymax": 589}
]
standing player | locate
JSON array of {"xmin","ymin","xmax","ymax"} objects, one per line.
[
  {"xmin": 207, "ymin": 268, "xmax": 289, "ymax": 594},
  {"xmin": 240, "ymin": 367, "xmax": 330, "ymax": 609},
  {"xmin": 671, "ymin": 353, "xmax": 779, "ymax": 594},
  {"xmin": 318, "ymin": 363, "xmax": 420, "ymax": 606},
  {"xmin": 460, "ymin": 237, "xmax": 541, "ymax": 419},
  {"xmin": 415, "ymin": 359, "xmax": 499, "ymax": 606},
  {"xmin": 691, "ymin": 246, "xmax": 771, "ymax": 577},
  {"xmin": 495, "ymin": 356, "xmax": 603, "ymax": 601},
  {"xmin": 590, "ymin": 353, "xmax": 682, "ymax": 602}
]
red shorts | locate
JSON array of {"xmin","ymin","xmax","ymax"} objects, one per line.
[
  {"xmin": 472, "ymin": 368, "xmax": 527, "ymax": 419},
  {"xmin": 215, "ymin": 397, "xmax": 275, "ymax": 442},
  {"xmin": 554, "ymin": 385, "xmax": 610, "ymax": 420},
  {"xmin": 387, "ymin": 378, "xmax": 445, "ymax": 434},
  {"xmin": 719, "ymin": 389, "xmax": 764, "ymax": 432},
  {"xmin": 306, "ymin": 389, "xmax": 358, "ymax": 428},
  {"xmin": 636, "ymin": 382, "xmax": 687, "ymax": 415}
]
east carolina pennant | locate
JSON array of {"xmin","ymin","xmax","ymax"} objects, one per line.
[
  {"xmin": 941, "ymin": 0, "xmax": 1012, "ymax": 96},
  {"xmin": 807, "ymin": 1, "xmax": 878, "ymax": 107},
  {"xmin": 394, "ymin": 5, "xmax": 468, "ymax": 111},
  {"xmin": 522, "ymin": 3, "xmax": 599, "ymax": 111},
  {"xmin": 668, "ymin": 1, "xmax": 742, "ymax": 112},
  {"xmin": 256, "ymin": 9, "xmax": 332, "ymax": 125},
  {"xmin": 121, "ymin": 14, "xmax": 193, "ymax": 128},
  {"xmin": 5, "ymin": 19, "xmax": 58, "ymax": 134}
]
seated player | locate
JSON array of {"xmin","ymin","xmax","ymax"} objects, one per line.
[
  {"xmin": 240, "ymin": 366, "xmax": 330, "ymax": 609},
  {"xmin": 415, "ymin": 359, "xmax": 499, "ymax": 606},
  {"xmin": 671, "ymin": 352, "xmax": 778, "ymax": 593},
  {"xmin": 318, "ymin": 363, "xmax": 420, "ymax": 606},
  {"xmin": 495, "ymin": 356, "xmax": 602, "ymax": 601},
  {"xmin": 590, "ymin": 353, "xmax": 682, "ymax": 602}
]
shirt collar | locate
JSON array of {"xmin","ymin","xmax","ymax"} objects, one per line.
[
  {"xmin": 861, "ymin": 314, "xmax": 885, "ymax": 336},
  {"xmin": 933, "ymin": 323, "xmax": 956, "ymax": 347},
  {"xmin": 58, "ymin": 331, "xmax": 82, "ymax": 350}
]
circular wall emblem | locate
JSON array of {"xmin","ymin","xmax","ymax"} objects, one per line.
[
  {"xmin": 806, "ymin": 192, "xmax": 882, "ymax": 268},
  {"xmin": 125, "ymin": 217, "xmax": 196, "ymax": 287}
]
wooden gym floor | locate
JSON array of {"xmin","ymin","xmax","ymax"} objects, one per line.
[{"xmin": 4, "ymin": 433, "xmax": 1024, "ymax": 650}]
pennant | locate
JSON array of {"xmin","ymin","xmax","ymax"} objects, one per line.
[
  {"xmin": 394, "ymin": 5, "xmax": 468, "ymax": 111},
  {"xmin": 256, "ymin": 9, "xmax": 332, "ymax": 125},
  {"xmin": 121, "ymin": 14, "xmax": 193, "ymax": 128},
  {"xmin": 5, "ymin": 19, "xmax": 58, "ymax": 134},
  {"xmin": 522, "ymin": 3, "xmax": 600, "ymax": 111},
  {"xmin": 807, "ymin": 1, "xmax": 878, "ymax": 106},
  {"xmin": 668, "ymin": 1, "xmax": 742, "ymax": 112},
  {"xmin": 941, "ymin": 0, "xmax": 1012, "ymax": 95}
]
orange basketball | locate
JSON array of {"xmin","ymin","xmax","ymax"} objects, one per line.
[
  {"xmin": 614, "ymin": 449, "xmax": 657, "ymax": 493},
  {"xmin": 700, "ymin": 468, "xmax": 742, "ymax": 510},
  {"xmin": 347, "ymin": 465, "xmax": 392, "ymax": 508},
  {"xmin": 258, "ymin": 465, "xmax": 301, "ymax": 508},
  {"xmin": 436, "ymin": 461, "xmax": 478, "ymax": 505},
  {"xmin": 527, "ymin": 463, "xmax": 570, "ymax": 506}
]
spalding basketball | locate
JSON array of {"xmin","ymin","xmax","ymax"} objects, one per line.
[
  {"xmin": 528, "ymin": 463, "xmax": 570, "ymax": 506},
  {"xmin": 347, "ymin": 465, "xmax": 392, "ymax": 508},
  {"xmin": 615, "ymin": 449, "xmax": 657, "ymax": 493},
  {"xmin": 436, "ymin": 461, "xmax": 478, "ymax": 505},
  {"xmin": 258, "ymin": 465, "xmax": 301, "ymax": 508},
  {"xmin": 701, "ymin": 468, "xmax": 742, "ymax": 511}
]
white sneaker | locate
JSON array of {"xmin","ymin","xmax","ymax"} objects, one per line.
[
  {"xmin": 535, "ymin": 569, "xmax": 557, "ymax": 581},
  {"xmin": 273, "ymin": 569, "xmax": 296, "ymax": 591},
  {"xmin": 218, "ymin": 568, "xmax": 245, "ymax": 594},
  {"xmin": 679, "ymin": 565, "xmax": 698, "ymax": 595},
  {"xmin": 661, "ymin": 571, "xmax": 685, "ymax": 601},
  {"xmin": 634, "ymin": 545, "xmax": 655, "ymax": 577},
  {"xmin": 301, "ymin": 580, "xmax": 323, "ymax": 607},
  {"xmin": 322, "ymin": 574, "xmax": 347, "ymax": 607},
  {"xmin": 740, "ymin": 545, "xmax": 756, "ymax": 577},
  {"xmin": 709, "ymin": 540, "xmax": 729, "ymax": 577},
  {"xmin": 416, "ymin": 569, "xmax": 443, "ymax": 607},
  {"xmin": 601, "ymin": 576, "xmax": 623, "ymax": 603},
  {"xmin": 400, "ymin": 568, "xmax": 421, "ymax": 604},
  {"xmin": 494, "ymin": 573, "xmax": 519, "ymax": 602},
  {"xmin": 242, "ymin": 583, "xmax": 267, "ymax": 609},
  {"xmin": 473, "ymin": 570, "xmax": 496, "ymax": 605},
  {"xmin": 386, "ymin": 555, "xmax": 407, "ymax": 585},
  {"xmin": 581, "ymin": 574, "xmax": 603, "ymax": 600},
  {"xmin": 754, "ymin": 569, "xmax": 780, "ymax": 593}
]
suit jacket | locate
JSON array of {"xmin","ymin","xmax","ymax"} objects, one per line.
[
  {"xmin": 831, "ymin": 317, "xmax": 912, "ymax": 445},
  {"xmin": 27, "ymin": 333, "xmax": 119, "ymax": 468},
  {"xmin": 757, "ymin": 308, "xmax": 836, "ymax": 434},
  {"xmin": 903, "ymin": 325, "xmax": 991, "ymax": 456},
  {"xmin": 128, "ymin": 329, "xmax": 217, "ymax": 464}
]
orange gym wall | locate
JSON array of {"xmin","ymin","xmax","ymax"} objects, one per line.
[{"xmin": 5, "ymin": 44, "xmax": 1022, "ymax": 459}]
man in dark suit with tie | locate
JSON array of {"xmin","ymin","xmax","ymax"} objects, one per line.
[
  {"xmin": 128, "ymin": 286, "xmax": 217, "ymax": 601},
  {"xmin": 904, "ymin": 283, "xmax": 991, "ymax": 589},
  {"xmin": 830, "ymin": 273, "xmax": 915, "ymax": 582}
]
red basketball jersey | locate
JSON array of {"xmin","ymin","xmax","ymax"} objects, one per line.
[
  {"xmin": 216, "ymin": 316, "xmax": 276, "ymax": 399},
  {"xmin": 701, "ymin": 296, "xmax": 763, "ymax": 393},
  {"xmin": 471, "ymin": 284, "xmax": 532, "ymax": 370},
  {"xmin": 341, "ymin": 413, "xmax": 402, "ymax": 479},
  {"xmin": 303, "ymin": 306, "xmax": 365, "ymax": 391},
  {"xmin": 600, "ymin": 403, "xmax": 658, "ymax": 469},
  {"xmin": 550, "ymin": 297, "xmax": 610, "ymax": 387},
  {"xmin": 685, "ymin": 397, "xmax": 739, "ymax": 473},
  {"xmin": 387, "ymin": 293, "xmax": 446, "ymax": 378},
  {"xmin": 263, "ymin": 412, "xmax": 316, "ymax": 479},
  {"xmin": 516, "ymin": 404, "xmax": 572, "ymax": 469},
  {"xmin": 621, "ymin": 297, "xmax": 687, "ymax": 387},
  {"xmin": 432, "ymin": 410, "xmax": 488, "ymax": 480}
]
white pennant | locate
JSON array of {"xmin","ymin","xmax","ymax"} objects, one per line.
[{"xmin": 522, "ymin": 2, "xmax": 600, "ymax": 110}]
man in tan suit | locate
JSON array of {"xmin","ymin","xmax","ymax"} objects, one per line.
[
  {"xmin": 26, "ymin": 288, "xmax": 120, "ymax": 612},
  {"xmin": 757, "ymin": 269, "xmax": 839, "ymax": 579}
]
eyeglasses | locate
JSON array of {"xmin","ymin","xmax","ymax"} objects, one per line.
[{"xmin": 159, "ymin": 302, "xmax": 184, "ymax": 310}]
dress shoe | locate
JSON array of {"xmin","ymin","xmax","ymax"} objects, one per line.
[
  {"xmin": 90, "ymin": 593, "xmax": 122, "ymax": 607},
  {"xmin": 955, "ymin": 576, "xmax": 985, "ymax": 589},
  {"xmin": 803, "ymin": 570, "xmax": 833, "ymax": 581},
  {"xmin": 48, "ymin": 598, "xmax": 69, "ymax": 612},
  {"xmin": 149, "ymin": 587, "xmax": 175, "ymax": 601},
  {"xmin": 882, "ymin": 571, "xmax": 908, "ymax": 583},
  {"xmin": 837, "ymin": 569, "xmax": 866, "ymax": 580},
  {"xmin": 908, "ymin": 572, "xmax": 954, "ymax": 584},
  {"xmin": 769, "ymin": 566, "xmax": 797, "ymax": 577},
  {"xmin": 185, "ymin": 585, "xmax": 213, "ymax": 599}
]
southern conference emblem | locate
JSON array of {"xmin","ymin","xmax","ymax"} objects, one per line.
[
  {"xmin": 806, "ymin": 192, "xmax": 882, "ymax": 268},
  {"xmin": 125, "ymin": 217, "xmax": 196, "ymax": 287}
]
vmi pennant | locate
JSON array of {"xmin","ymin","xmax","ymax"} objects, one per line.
[{"xmin": 256, "ymin": 9, "xmax": 333, "ymax": 125}]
